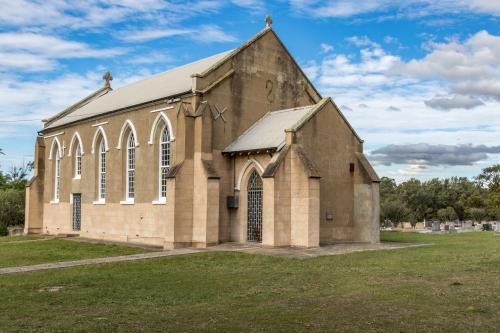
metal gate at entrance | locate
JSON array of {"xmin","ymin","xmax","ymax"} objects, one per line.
[
  {"xmin": 247, "ymin": 170, "xmax": 262, "ymax": 242},
  {"xmin": 72, "ymin": 193, "xmax": 81, "ymax": 231}
]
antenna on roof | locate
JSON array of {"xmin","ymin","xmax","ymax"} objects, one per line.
[
  {"xmin": 265, "ymin": 15, "xmax": 273, "ymax": 28},
  {"xmin": 103, "ymin": 71, "xmax": 113, "ymax": 88}
]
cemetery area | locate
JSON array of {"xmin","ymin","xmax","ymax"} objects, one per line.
[
  {"xmin": 0, "ymin": 231, "xmax": 498, "ymax": 332},
  {"xmin": 380, "ymin": 164, "xmax": 500, "ymax": 233}
]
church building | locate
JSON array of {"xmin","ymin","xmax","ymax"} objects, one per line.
[{"xmin": 25, "ymin": 19, "xmax": 380, "ymax": 249}]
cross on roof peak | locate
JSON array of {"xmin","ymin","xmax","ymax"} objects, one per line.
[
  {"xmin": 103, "ymin": 71, "xmax": 113, "ymax": 88},
  {"xmin": 265, "ymin": 15, "xmax": 273, "ymax": 28}
]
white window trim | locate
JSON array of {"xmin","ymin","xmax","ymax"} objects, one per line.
[
  {"xmin": 158, "ymin": 125, "xmax": 171, "ymax": 200},
  {"xmin": 148, "ymin": 111, "xmax": 175, "ymax": 145},
  {"xmin": 68, "ymin": 132, "xmax": 84, "ymax": 157},
  {"xmin": 93, "ymin": 199, "xmax": 106, "ymax": 205},
  {"xmin": 74, "ymin": 143, "xmax": 82, "ymax": 178},
  {"xmin": 120, "ymin": 199, "xmax": 135, "ymax": 205},
  {"xmin": 125, "ymin": 132, "xmax": 135, "ymax": 200},
  {"xmin": 91, "ymin": 126, "xmax": 109, "ymax": 154},
  {"xmin": 98, "ymin": 140, "xmax": 106, "ymax": 200},
  {"xmin": 152, "ymin": 198, "xmax": 167, "ymax": 205},
  {"xmin": 116, "ymin": 120, "xmax": 139, "ymax": 149},
  {"xmin": 54, "ymin": 148, "xmax": 61, "ymax": 202},
  {"xmin": 50, "ymin": 199, "xmax": 60, "ymax": 204}
]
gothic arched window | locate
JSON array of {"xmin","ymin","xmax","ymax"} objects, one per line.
[
  {"xmin": 98, "ymin": 140, "xmax": 106, "ymax": 200},
  {"xmin": 159, "ymin": 126, "xmax": 170, "ymax": 199},
  {"xmin": 126, "ymin": 132, "xmax": 136, "ymax": 200}
]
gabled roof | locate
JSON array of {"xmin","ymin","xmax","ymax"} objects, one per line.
[
  {"xmin": 223, "ymin": 101, "xmax": 327, "ymax": 154},
  {"xmin": 43, "ymin": 26, "xmax": 322, "ymax": 131},
  {"xmin": 223, "ymin": 97, "xmax": 363, "ymax": 155},
  {"xmin": 44, "ymin": 50, "xmax": 232, "ymax": 129}
]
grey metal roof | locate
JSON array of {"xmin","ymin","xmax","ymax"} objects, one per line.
[
  {"xmin": 223, "ymin": 105, "xmax": 317, "ymax": 154},
  {"xmin": 45, "ymin": 50, "xmax": 232, "ymax": 129}
]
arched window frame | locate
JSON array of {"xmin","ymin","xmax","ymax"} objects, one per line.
[
  {"xmin": 125, "ymin": 132, "xmax": 136, "ymax": 201},
  {"xmin": 49, "ymin": 137, "xmax": 62, "ymax": 204},
  {"xmin": 74, "ymin": 142, "xmax": 82, "ymax": 179},
  {"xmin": 54, "ymin": 148, "xmax": 61, "ymax": 202},
  {"xmin": 97, "ymin": 139, "xmax": 106, "ymax": 202},
  {"xmin": 158, "ymin": 124, "xmax": 171, "ymax": 202}
]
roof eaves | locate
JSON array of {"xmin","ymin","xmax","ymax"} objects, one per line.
[
  {"xmin": 41, "ymin": 90, "xmax": 192, "ymax": 133},
  {"xmin": 330, "ymin": 99, "xmax": 364, "ymax": 143},
  {"xmin": 356, "ymin": 152, "xmax": 380, "ymax": 182},
  {"xmin": 286, "ymin": 97, "xmax": 364, "ymax": 144},
  {"xmin": 222, "ymin": 146, "xmax": 278, "ymax": 156},
  {"xmin": 285, "ymin": 98, "xmax": 330, "ymax": 133}
]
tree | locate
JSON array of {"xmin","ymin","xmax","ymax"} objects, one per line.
[
  {"xmin": 437, "ymin": 206, "xmax": 457, "ymax": 222},
  {"xmin": 381, "ymin": 199, "xmax": 409, "ymax": 227},
  {"xmin": 5, "ymin": 163, "xmax": 33, "ymax": 190},
  {"xmin": 467, "ymin": 207, "xmax": 486, "ymax": 222},
  {"xmin": 486, "ymin": 192, "xmax": 500, "ymax": 221},
  {"xmin": 477, "ymin": 164, "xmax": 500, "ymax": 192}
]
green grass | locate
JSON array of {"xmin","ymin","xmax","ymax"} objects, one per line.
[
  {"xmin": 0, "ymin": 235, "xmax": 41, "ymax": 243},
  {"xmin": 0, "ymin": 232, "xmax": 499, "ymax": 332},
  {"xmin": 0, "ymin": 238, "xmax": 151, "ymax": 268}
]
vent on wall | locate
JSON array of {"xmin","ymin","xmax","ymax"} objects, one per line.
[{"xmin": 227, "ymin": 196, "xmax": 239, "ymax": 209}]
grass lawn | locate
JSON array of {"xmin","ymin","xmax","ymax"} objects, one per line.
[
  {"xmin": 0, "ymin": 235, "xmax": 41, "ymax": 243},
  {"xmin": 0, "ymin": 237, "xmax": 151, "ymax": 268},
  {"xmin": 0, "ymin": 232, "xmax": 498, "ymax": 332}
]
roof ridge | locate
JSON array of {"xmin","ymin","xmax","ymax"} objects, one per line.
[
  {"xmin": 269, "ymin": 105, "xmax": 314, "ymax": 114},
  {"xmin": 197, "ymin": 27, "xmax": 272, "ymax": 78}
]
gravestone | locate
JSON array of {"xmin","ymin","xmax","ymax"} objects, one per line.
[
  {"xmin": 463, "ymin": 221, "xmax": 473, "ymax": 231},
  {"xmin": 8, "ymin": 227, "xmax": 24, "ymax": 236},
  {"xmin": 415, "ymin": 222, "xmax": 425, "ymax": 230},
  {"xmin": 432, "ymin": 222, "xmax": 441, "ymax": 232},
  {"xmin": 402, "ymin": 222, "xmax": 412, "ymax": 229},
  {"xmin": 448, "ymin": 224, "xmax": 456, "ymax": 233}
]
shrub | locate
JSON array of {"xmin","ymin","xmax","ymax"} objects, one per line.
[
  {"xmin": 0, "ymin": 189, "xmax": 25, "ymax": 228},
  {"xmin": 0, "ymin": 224, "xmax": 8, "ymax": 236}
]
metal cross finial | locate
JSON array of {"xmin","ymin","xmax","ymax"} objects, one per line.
[
  {"xmin": 265, "ymin": 15, "xmax": 272, "ymax": 28},
  {"xmin": 103, "ymin": 71, "xmax": 113, "ymax": 88}
]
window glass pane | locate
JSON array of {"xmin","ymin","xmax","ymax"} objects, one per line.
[
  {"xmin": 75, "ymin": 144, "xmax": 82, "ymax": 176},
  {"xmin": 127, "ymin": 133, "xmax": 135, "ymax": 199},
  {"xmin": 99, "ymin": 140, "xmax": 106, "ymax": 199},
  {"xmin": 159, "ymin": 126, "xmax": 170, "ymax": 199}
]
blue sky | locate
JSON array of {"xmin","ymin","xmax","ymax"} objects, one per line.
[{"xmin": 0, "ymin": 0, "xmax": 499, "ymax": 182}]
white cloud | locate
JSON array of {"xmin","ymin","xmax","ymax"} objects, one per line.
[
  {"xmin": 118, "ymin": 28, "xmax": 193, "ymax": 42},
  {"xmin": 119, "ymin": 25, "xmax": 236, "ymax": 43},
  {"xmin": 0, "ymin": 0, "xmax": 226, "ymax": 30},
  {"xmin": 425, "ymin": 95, "xmax": 484, "ymax": 110},
  {"xmin": 289, "ymin": 0, "xmax": 500, "ymax": 18},
  {"xmin": 290, "ymin": 0, "xmax": 393, "ymax": 18},
  {"xmin": 126, "ymin": 53, "xmax": 173, "ymax": 65},
  {"xmin": 191, "ymin": 25, "xmax": 238, "ymax": 43},
  {"xmin": 310, "ymin": 30, "xmax": 500, "ymax": 179},
  {"xmin": 0, "ymin": 32, "xmax": 127, "ymax": 71},
  {"xmin": 320, "ymin": 43, "xmax": 334, "ymax": 53}
]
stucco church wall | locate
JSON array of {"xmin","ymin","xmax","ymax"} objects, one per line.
[
  {"xmin": 294, "ymin": 102, "xmax": 376, "ymax": 243},
  {"xmin": 39, "ymin": 101, "xmax": 180, "ymax": 243},
  {"xmin": 202, "ymin": 30, "xmax": 321, "ymax": 243}
]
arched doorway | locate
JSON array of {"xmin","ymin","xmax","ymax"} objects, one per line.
[{"xmin": 247, "ymin": 170, "xmax": 263, "ymax": 242}]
